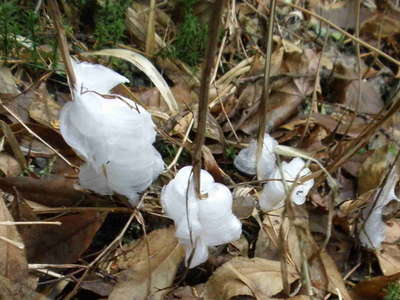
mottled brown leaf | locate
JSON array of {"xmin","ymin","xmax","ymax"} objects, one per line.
[
  {"xmin": 109, "ymin": 227, "xmax": 184, "ymax": 300},
  {"xmin": 21, "ymin": 211, "xmax": 106, "ymax": 264},
  {"xmin": 204, "ymin": 257, "xmax": 299, "ymax": 300}
]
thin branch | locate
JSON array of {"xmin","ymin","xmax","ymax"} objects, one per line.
[
  {"xmin": 300, "ymin": 29, "xmax": 329, "ymax": 144},
  {"xmin": 47, "ymin": 0, "xmax": 76, "ymax": 90},
  {"xmin": 145, "ymin": 0, "xmax": 156, "ymax": 56},
  {"xmin": 256, "ymin": 0, "xmax": 277, "ymax": 180},
  {"xmin": 192, "ymin": 0, "xmax": 226, "ymax": 198}
]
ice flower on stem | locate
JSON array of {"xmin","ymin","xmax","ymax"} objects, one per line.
[
  {"xmin": 234, "ymin": 133, "xmax": 278, "ymax": 179},
  {"xmin": 259, "ymin": 157, "xmax": 314, "ymax": 211},
  {"xmin": 60, "ymin": 59, "xmax": 163, "ymax": 205},
  {"xmin": 161, "ymin": 166, "xmax": 242, "ymax": 268},
  {"xmin": 359, "ymin": 168, "xmax": 400, "ymax": 249}
]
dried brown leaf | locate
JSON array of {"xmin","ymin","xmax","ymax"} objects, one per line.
[
  {"xmin": 0, "ymin": 196, "xmax": 36, "ymax": 289},
  {"xmin": 0, "ymin": 274, "xmax": 47, "ymax": 300},
  {"xmin": 352, "ymin": 272, "xmax": 400, "ymax": 300},
  {"xmin": 309, "ymin": 0, "xmax": 373, "ymax": 30},
  {"xmin": 376, "ymin": 220, "xmax": 400, "ymax": 276},
  {"xmin": 204, "ymin": 257, "xmax": 299, "ymax": 300},
  {"xmin": 109, "ymin": 227, "xmax": 185, "ymax": 300},
  {"xmin": 232, "ymin": 186, "xmax": 256, "ymax": 219},
  {"xmin": 28, "ymin": 83, "xmax": 61, "ymax": 128},
  {"xmin": 357, "ymin": 146, "xmax": 394, "ymax": 194},
  {"xmin": 202, "ymin": 145, "xmax": 233, "ymax": 185},
  {"xmin": 20, "ymin": 211, "xmax": 106, "ymax": 264},
  {"xmin": 0, "ymin": 153, "xmax": 22, "ymax": 176}
]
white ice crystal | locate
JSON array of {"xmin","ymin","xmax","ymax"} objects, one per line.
[
  {"xmin": 234, "ymin": 133, "xmax": 278, "ymax": 179},
  {"xmin": 60, "ymin": 59, "xmax": 164, "ymax": 205},
  {"xmin": 259, "ymin": 157, "xmax": 314, "ymax": 211},
  {"xmin": 161, "ymin": 166, "xmax": 242, "ymax": 268},
  {"xmin": 359, "ymin": 168, "xmax": 400, "ymax": 249}
]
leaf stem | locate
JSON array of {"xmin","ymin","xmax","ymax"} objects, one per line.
[
  {"xmin": 256, "ymin": 0, "xmax": 277, "ymax": 180},
  {"xmin": 192, "ymin": 0, "xmax": 226, "ymax": 198}
]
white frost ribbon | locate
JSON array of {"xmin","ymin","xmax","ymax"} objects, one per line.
[
  {"xmin": 259, "ymin": 157, "xmax": 314, "ymax": 211},
  {"xmin": 161, "ymin": 166, "xmax": 242, "ymax": 268},
  {"xmin": 234, "ymin": 133, "xmax": 278, "ymax": 179},
  {"xmin": 359, "ymin": 168, "xmax": 400, "ymax": 249},
  {"xmin": 59, "ymin": 59, "xmax": 164, "ymax": 205}
]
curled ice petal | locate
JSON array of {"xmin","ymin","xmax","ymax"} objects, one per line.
[
  {"xmin": 71, "ymin": 59, "xmax": 129, "ymax": 94},
  {"xmin": 160, "ymin": 166, "xmax": 242, "ymax": 268},
  {"xmin": 60, "ymin": 59, "xmax": 163, "ymax": 205},
  {"xmin": 359, "ymin": 169, "xmax": 400, "ymax": 249},
  {"xmin": 259, "ymin": 157, "xmax": 314, "ymax": 211},
  {"xmin": 234, "ymin": 134, "xmax": 278, "ymax": 179}
]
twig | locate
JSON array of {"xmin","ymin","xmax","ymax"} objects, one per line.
[
  {"xmin": 192, "ymin": 0, "xmax": 226, "ymax": 198},
  {"xmin": 0, "ymin": 102, "xmax": 75, "ymax": 168},
  {"xmin": 0, "ymin": 120, "xmax": 27, "ymax": 169},
  {"xmin": 0, "ymin": 221, "xmax": 61, "ymax": 226},
  {"xmin": 0, "ymin": 235, "xmax": 24, "ymax": 249},
  {"xmin": 47, "ymin": 0, "xmax": 76, "ymax": 89},
  {"xmin": 145, "ymin": 0, "xmax": 156, "ymax": 56},
  {"xmin": 33, "ymin": 207, "xmax": 133, "ymax": 214},
  {"xmin": 65, "ymin": 211, "xmax": 137, "ymax": 300},
  {"xmin": 277, "ymin": 0, "xmax": 400, "ymax": 67},
  {"xmin": 167, "ymin": 117, "xmax": 194, "ymax": 171},
  {"xmin": 256, "ymin": 0, "xmax": 277, "ymax": 180},
  {"xmin": 339, "ymin": 0, "xmax": 362, "ymax": 140},
  {"xmin": 300, "ymin": 29, "xmax": 329, "ymax": 144}
]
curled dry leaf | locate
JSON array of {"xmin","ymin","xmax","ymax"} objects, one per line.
[
  {"xmin": 204, "ymin": 257, "xmax": 299, "ymax": 300},
  {"xmin": 357, "ymin": 146, "xmax": 394, "ymax": 195},
  {"xmin": 202, "ymin": 145, "xmax": 234, "ymax": 185},
  {"xmin": 109, "ymin": 227, "xmax": 185, "ymax": 300},
  {"xmin": 85, "ymin": 49, "xmax": 179, "ymax": 114},
  {"xmin": 232, "ymin": 186, "xmax": 256, "ymax": 219}
]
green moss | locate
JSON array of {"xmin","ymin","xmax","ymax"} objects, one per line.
[
  {"xmin": 161, "ymin": 0, "xmax": 208, "ymax": 66},
  {"xmin": 0, "ymin": 1, "xmax": 55, "ymax": 67},
  {"xmin": 384, "ymin": 282, "xmax": 400, "ymax": 300},
  {"xmin": 93, "ymin": 0, "xmax": 132, "ymax": 48}
]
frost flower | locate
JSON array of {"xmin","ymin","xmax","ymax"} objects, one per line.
[
  {"xmin": 259, "ymin": 157, "xmax": 314, "ymax": 211},
  {"xmin": 359, "ymin": 169, "xmax": 400, "ymax": 249},
  {"xmin": 234, "ymin": 133, "xmax": 278, "ymax": 179},
  {"xmin": 161, "ymin": 166, "xmax": 242, "ymax": 268},
  {"xmin": 60, "ymin": 59, "xmax": 163, "ymax": 205}
]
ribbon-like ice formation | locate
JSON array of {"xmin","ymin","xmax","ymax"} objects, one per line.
[
  {"xmin": 234, "ymin": 134, "xmax": 314, "ymax": 211},
  {"xmin": 234, "ymin": 133, "xmax": 278, "ymax": 179},
  {"xmin": 359, "ymin": 168, "xmax": 400, "ymax": 249},
  {"xmin": 161, "ymin": 166, "xmax": 242, "ymax": 268},
  {"xmin": 259, "ymin": 157, "xmax": 314, "ymax": 211},
  {"xmin": 60, "ymin": 59, "xmax": 163, "ymax": 205}
]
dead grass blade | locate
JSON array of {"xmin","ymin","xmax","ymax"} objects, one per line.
[{"xmin": 84, "ymin": 49, "xmax": 179, "ymax": 114}]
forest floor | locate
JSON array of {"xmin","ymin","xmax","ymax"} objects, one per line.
[{"xmin": 1, "ymin": 0, "xmax": 400, "ymax": 299}]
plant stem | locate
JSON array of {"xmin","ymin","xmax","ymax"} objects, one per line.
[
  {"xmin": 256, "ymin": 0, "xmax": 277, "ymax": 180},
  {"xmin": 192, "ymin": 0, "xmax": 226, "ymax": 198},
  {"xmin": 47, "ymin": 0, "xmax": 76, "ymax": 90}
]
